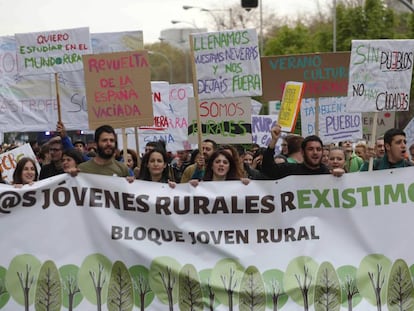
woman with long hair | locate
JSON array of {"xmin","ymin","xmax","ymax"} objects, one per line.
[
  {"xmin": 190, "ymin": 149, "xmax": 249, "ymax": 187},
  {"xmin": 13, "ymin": 157, "xmax": 38, "ymax": 187},
  {"xmin": 138, "ymin": 148, "xmax": 176, "ymax": 188}
]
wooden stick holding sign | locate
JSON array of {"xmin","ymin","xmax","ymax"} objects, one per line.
[
  {"xmin": 277, "ymin": 81, "xmax": 305, "ymax": 133},
  {"xmin": 54, "ymin": 73, "xmax": 62, "ymax": 123},
  {"xmin": 189, "ymin": 34, "xmax": 203, "ymax": 150},
  {"xmin": 368, "ymin": 112, "xmax": 378, "ymax": 171}
]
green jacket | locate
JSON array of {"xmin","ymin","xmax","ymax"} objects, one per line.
[{"xmin": 360, "ymin": 154, "xmax": 413, "ymax": 171}]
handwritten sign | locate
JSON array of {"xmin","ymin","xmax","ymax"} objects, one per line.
[
  {"xmin": 138, "ymin": 82, "xmax": 191, "ymax": 153},
  {"xmin": 261, "ymin": 52, "xmax": 350, "ymax": 101},
  {"xmin": 188, "ymin": 97, "xmax": 252, "ymax": 144},
  {"xmin": 362, "ymin": 111, "xmax": 394, "ymax": 142},
  {"xmin": 300, "ymin": 97, "xmax": 362, "ymax": 143},
  {"xmin": 82, "ymin": 50, "xmax": 153, "ymax": 129},
  {"xmin": 278, "ymin": 81, "xmax": 304, "ymax": 132},
  {"xmin": 0, "ymin": 144, "xmax": 39, "ymax": 183},
  {"xmin": 191, "ymin": 29, "xmax": 262, "ymax": 99},
  {"xmin": 251, "ymin": 114, "xmax": 278, "ymax": 147},
  {"xmin": 0, "ymin": 31, "xmax": 144, "ymax": 132},
  {"xmin": 15, "ymin": 27, "xmax": 91, "ymax": 75},
  {"xmin": 347, "ymin": 39, "xmax": 414, "ymax": 112}
]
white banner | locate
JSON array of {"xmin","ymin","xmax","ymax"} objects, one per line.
[
  {"xmin": 347, "ymin": 39, "xmax": 414, "ymax": 112},
  {"xmin": 1, "ymin": 169, "xmax": 414, "ymax": 310}
]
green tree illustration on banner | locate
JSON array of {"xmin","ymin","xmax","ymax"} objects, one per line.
[
  {"xmin": 239, "ymin": 265, "xmax": 266, "ymax": 311},
  {"xmin": 0, "ymin": 266, "xmax": 10, "ymax": 309},
  {"xmin": 262, "ymin": 268, "xmax": 288, "ymax": 311},
  {"xmin": 337, "ymin": 265, "xmax": 361, "ymax": 310},
  {"xmin": 284, "ymin": 256, "xmax": 318, "ymax": 311},
  {"xmin": 59, "ymin": 264, "xmax": 83, "ymax": 310},
  {"xmin": 35, "ymin": 260, "xmax": 62, "ymax": 311},
  {"xmin": 199, "ymin": 268, "xmax": 219, "ymax": 311},
  {"xmin": 178, "ymin": 264, "xmax": 203, "ymax": 311},
  {"xmin": 387, "ymin": 259, "xmax": 414, "ymax": 311},
  {"xmin": 210, "ymin": 258, "xmax": 245, "ymax": 311},
  {"xmin": 129, "ymin": 265, "xmax": 154, "ymax": 311},
  {"xmin": 314, "ymin": 261, "xmax": 341, "ymax": 311},
  {"xmin": 107, "ymin": 260, "xmax": 134, "ymax": 311},
  {"xmin": 78, "ymin": 253, "xmax": 112, "ymax": 311},
  {"xmin": 149, "ymin": 256, "xmax": 181, "ymax": 311},
  {"xmin": 357, "ymin": 254, "xmax": 391, "ymax": 310},
  {"xmin": 5, "ymin": 254, "xmax": 41, "ymax": 311}
]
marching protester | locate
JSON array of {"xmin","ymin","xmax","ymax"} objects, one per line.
[
  {"xmin": 67, "ymin": 125, "xmax": 133, "ymax": 183},
  {"xmin": 327, "ymin": 147, "xmax": 347, "ymax": 173},
  {"xmin": 39, "ymin": 136, "xmax": 64, "ymax": 180},
  {"xmin": 12, "ymin": 157, "xmax": 38, "ymax": 188},
  {"xmin": 170, "ymin": 149, "xmax": 191, "ymax": 183},
  {"xmin": 137, "ymin": 148, "xmax": 176, "ymax": 188},
  {"xmin": 120, "ymin": 148, "xmax": 139, "ymax": 178},
  {"xmin": 261, "ymin": 125, "xmax": 345, "ymax": 179},
  {"xmin": 62, "ymin": 149, "xmax": 84, "ymax": 173},
  {"xmin": 360, "ymin": 128, "xmax": 413, "ymax": 171},
  {"xmin": 339, "ymin": 140, "xmax": 363, "ymax": 172},
  {"xmin": 189, "ymin": 149, "xmax": 250, "ymax": 187},
  {"xmin": 180, "ymin": 139, "xmax": 218, "ymax": 183}
]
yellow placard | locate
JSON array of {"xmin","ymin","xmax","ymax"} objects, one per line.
[{"xmin": 278, "ymin": 81, "xmax": 305, "ymax": 132}]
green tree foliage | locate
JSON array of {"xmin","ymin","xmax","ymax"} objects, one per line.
[
  {"xmin": 199, "ymin": 268, "xmax": 219, "ymax": 311},
  {"xmin": 59, "ymin": 264, "xmax": 83, "ymax": 311},
  {"xmin": 337, "ymin": 265, "xmax": 361, "ymax": 310},
  {"xmin": 129, "ymin": 265, "xmax": 154, "ymax": 311},
  {"xmin": 178, "ymin": 264, "xmax": 203, "ymax": 311},
  {"xmin": 210, "ymin": 258, "xmax": 245, "ymax": 311},
  {"xmin": 239, "ymin": 265, "xmax": 266, "ymax": 311},
  {"xmin": 107, "ymin": 261, "xmax": 134, "ymax": 311},
  {"xmin": 314, "ymin": 261, "xmax": 341, "ymax": 311},
  {"xmin": 5, "ymin": 254, "xmax": 41, "ymax": 311},
  {"xmin": 387, "ymin": 259, "xmax": 414, "ymax": 311},
  {"xmin": 356, "ymin": 254, "xmax": 391, "ymax": 309},
  {"xmin": 0, "ymin": 266, "xmax": 10, "ymax": 309},
  {"xmin": 149, "ymin": 256, "xmax": 181, "ymax": 311},
  {"xmin": 283, "ymin": 256, "xmax": 318, "ymax": 310},
  {"xmin": 262, "ymin": 268, "xmax": 288, "ymax": 311},
  {"xmin": 78, "ymin": 253, "xmax": 112, "ymax": 311},
  {"xmin": 34, "ymin": 260, "xmax": 62, "ymax": 311}
]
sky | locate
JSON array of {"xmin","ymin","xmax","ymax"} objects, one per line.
[{"xmin": 0, "ymin": 0, "xmax": 331, "ymax": 44}]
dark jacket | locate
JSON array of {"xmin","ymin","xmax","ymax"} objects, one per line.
[{"xmin": 261, "ymin": 147, "xmax": 330, "ymax": 180}]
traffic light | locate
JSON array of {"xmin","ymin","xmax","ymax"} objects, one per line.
[{"xmin": 241, "ymin": 0, "xmax": 258, "ymax": 10}]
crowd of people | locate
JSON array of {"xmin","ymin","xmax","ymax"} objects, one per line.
[{"xmin": 1, "ymin": 121, "xmax": 413, "ymax": 187}]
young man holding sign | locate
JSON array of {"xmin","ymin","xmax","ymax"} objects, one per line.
[{"xmin": 261, "ymin": 125, "xmax": 344, "ymax": 180}]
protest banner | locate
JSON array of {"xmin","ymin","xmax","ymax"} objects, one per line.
[
  {"xmin": 187, "ymin": 97, "xmax": 252, "ymax": 144},
  {"xmin": 0, "ymin": 143, "xmax": 39, "ymax": 183},
  {"xmin": 347, "ymin": 39, "xmax": 414, "ymax": 113},
  {"xmin": 83, "ymin": 50, "xmax": 153, "ymax": 129},
  {"xmin": 362, "ymin": 111, "xmax": 395, "ymax": 142},
  {"xmin": 15, "ymin": 27, "xmax": 91, "ymax": 75},
  {"xmin": 277, "ymin": 81, "xmax": 304, "ymax": 133},
  {"xmin": 0, "ymin": 31, "xmax": 144, "ymax": 132},
  {"xmin": 191, "ymin": 28, "xmax": 262, "ymax": 100},
  {"xmin": 261, "ymin": 52, "xmax": 350, "ymax": 101},
  {"xmin": 251, "ymin": 114, "xmax": 278, "ymax": 146},
  {"xmin": 300, "ymin": 97, "xmax": 362, "ymax": 143},
  {"xmin": 1, "ymin": 169, "xmax": 414, "ymax": 310}
]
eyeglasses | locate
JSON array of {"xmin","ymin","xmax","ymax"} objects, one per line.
[
  {"xmin": 281, "ymin": 144, "xmax": 287, "ymax": 147},
  {"xmin": 49, "ymin": 148, "xmax": 62, "ymax": 152}
]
